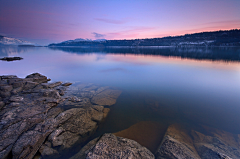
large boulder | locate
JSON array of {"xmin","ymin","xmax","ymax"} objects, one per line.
[{"xmin": 71, "ymin": 133, "xmax": 155, "ymax": 159}]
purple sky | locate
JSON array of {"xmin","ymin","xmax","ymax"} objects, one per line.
[{"xmin": 0, "ymin": 0, "xmax": 240, "ymax": 45}]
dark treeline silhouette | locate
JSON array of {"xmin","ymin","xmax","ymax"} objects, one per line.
[
  {"xmin": 49, "ymin": 29, "xmax": 240, "ymax": 47},
  {"xmin": 50, "ymin": 46, "xmax": 240, "ymax": 62}
]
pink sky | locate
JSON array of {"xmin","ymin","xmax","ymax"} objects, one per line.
[{"xmin": 0, "ymin": 0, "xmax": 240, "ymax": 45}]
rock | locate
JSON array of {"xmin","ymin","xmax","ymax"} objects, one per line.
[
  {"xmin": 0, "ymin": 85, "xmax": 13, "ymax": 92},
  {"xmin": 42, "ymin": 82, "xmax": 63, "ymax": 89},
  {"xmin": 0, "ymin": 57, "xmax": 23, "ymax": 61},
  {"xmin": 0, "ymin": 75, "xmax": 18, "ymax": 80},
  {"xmin": 156, "ymin": 124, "xmax": 240, "ymax": 159},
  {"xmin": 0, "ymin": 91, "xmax": 11, "ymax": 98},
  {"xmin": 103, "ymin": 108, "xmax": 110, "ymax": 119},
  {"xmin": 11, "ymin": 87, "xmax": 23, "ymax": 95},
  {"xmin": 9, "ymin": 96, "xmax": 24, "ymax": 102},
  {"xmin": 114, "ymin": 121, "xmax": 167, "ymax": 153},
  {"xmin": 12, "ymin": 81, "xmax": 25, "ymax": 88},
  {"xmin": 191, "ymin": 126, "xmax": 240, "ymax": 159},
  {"xmin": 0, "ymin": 101, "xmax": 5, "ymax": 109},
  {"xmin": 39, "ymin": 106, "xmax": 106, "ymax": 157},
  {"xmin": 42, "ymin": 90, "xmax": 61, "ymax": 99},
  {"xmin": 39, "ymin": 141, "xmax": 59, "ymax": 157},
  {"xmin": 26, "ymin": 73, "xmax": 50, "ymax": 83},
  {"xmin": 80, "ymin": 133, "xmax": 155, "ymax": 159},
  {"xmin": 62, "ymin": 82, "xmax": 72, "ymax": 86},
  {"xmin": 23, "ymin": 81, "xmax": 39, "ymax": 90},
  {"xmin": 70, "ymin": 137, "xmax": 100, "ymax": 159},
  {"xmin": 156, "ymin": 124, "xmax": 201, "ymax": 159},
  {"xmin": 91, "ymin": 89, "xmax": 122, "ymax": 106}
]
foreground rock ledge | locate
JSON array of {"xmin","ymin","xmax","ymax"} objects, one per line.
[
  {"xmin": 71, "ymin": 133, "xmax": 155, "ymax": 159},
  {"xmin": 0, "ymin": 73, "xmax": 122, "ymax": 159}
]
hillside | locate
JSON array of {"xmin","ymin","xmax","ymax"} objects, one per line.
[
  {"xmin": 48, "ymin": 29, "xmax": 240, "ymax": 47},
  {"xmin": 0, "ymin": 35, "xmax": 36, "ymax": 46}
]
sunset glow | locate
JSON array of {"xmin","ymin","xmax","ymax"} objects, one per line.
[{"xmin": 0, "ymin": 0, "xmax": 240, "ymax": 45}]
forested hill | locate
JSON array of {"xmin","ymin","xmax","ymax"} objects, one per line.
[{"xmin": 48, "ymin": 29, "xmax": 240, "ymax": 47}]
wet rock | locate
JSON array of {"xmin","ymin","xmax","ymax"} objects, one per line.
[
  {"xmin": 103, "ymin": 108, "xmax": 110, "ymax": 119},
  {"xmin": 156, "ymin": 124, "xmax": 240, "ymax": 159},
  {"xmin": 191, "ymin": 126, "xmax": 240, "ymax": 159},
  {"xmin": 91, "ymin": 89, "xmax": 122, "ymax": 106},
  {"xmin": 0, "ymin": 57, "xmax": 23, "ymax": 61},
  {"xmin": 39, "ymin": 141, "xmax": 59, "ymax": 157},
  {"xmin": 156, "ymin": 124, "xmax": 200, "ymax": 159},
  {"xmin": 76, "ymin": 133, "xmax": 155, "ymax": 159},
  {"xmin": 62, "ymin": 82, "xmax": 72, "ymax": 86}
]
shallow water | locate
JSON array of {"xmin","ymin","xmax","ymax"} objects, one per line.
[{"xmin": 1, "ymin": 46, "xmax": 240, "ymax": 155}]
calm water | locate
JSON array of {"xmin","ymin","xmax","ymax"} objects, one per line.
[{"xmin": 1, "ymin": 46, "xmax": 240, "ymax": 154}]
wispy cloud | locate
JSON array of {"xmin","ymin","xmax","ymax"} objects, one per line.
[
  {"xmin": 92, "ymin": 32, "xmax": 105, "ymax": 39},
  {"xmin": 94, "ymin": 18, "xmax": 128, "ymax": 24},
  {"xmin": 106, "ymin": 27, "xmax": 156, "ymax": 39}
]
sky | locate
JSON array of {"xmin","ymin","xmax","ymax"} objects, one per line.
[{"xmin": 0, "ymin": 0, "xmax": 240, "ymax": 45}]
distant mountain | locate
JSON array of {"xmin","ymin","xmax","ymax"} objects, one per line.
[
  {"xmin": 60, "ymin": 38, "xmax": 107, "ymax": 44},
  {"xmin": 48, "ymin": 29, "xmax": 240, "ymax": 47},
  {"xmin": 0, "ymin": 35, "xmax": 37, "ymax": 46}
]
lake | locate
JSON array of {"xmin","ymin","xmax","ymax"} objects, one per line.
[{"xmin": 1, "ymin": 46, "xmax": 240, "ymax": 155}]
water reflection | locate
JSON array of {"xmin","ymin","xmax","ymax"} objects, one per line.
[{"xmin": 50, "ymin": 46, "xmax": 240, "ymax": 62}]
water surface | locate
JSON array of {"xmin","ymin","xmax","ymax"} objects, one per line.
[{"xmin": 1, "ymin": 46, "xmax": 240, "ymax": 154}]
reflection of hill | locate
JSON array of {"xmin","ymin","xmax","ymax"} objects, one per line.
[
  {"xmin": 0, "ymin": 46, "xmax": 35, "ymax": 57},
  {"xmin": 50, "ymin": 47, "xmax": 240, "ymax": 62}
]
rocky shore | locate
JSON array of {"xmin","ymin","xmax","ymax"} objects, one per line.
[
  {"xmin": 0, "ymin": 73, "xmax": 121, "ymax": 159},
  {"xmin": 1, "ymin": 73, "xmax": 240, "ymax": 159}
]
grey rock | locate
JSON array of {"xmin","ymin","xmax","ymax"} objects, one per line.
[
  {"xmin": 11, "ymin": 87, "xmax": 23, "ymax": 95},
  {"xmin": 23, "ymin": 81, "xmax": 39, "ymax": 90},
  {"xmin": 42, "ymin": 82, "xmax": 63, "ymax": 89},
  {"xmin": 62, "ymin": 82, "xmax": 72, "ymax": 86},
  {"xmin": 26, "ymin": 73, "xmax": 50, "ymax": 83},
  {"xmin": 0, "ymin": 101, "xmax": 5, "ymax": 109},
  {"xmin": 0, "ymin": 91, "xmax": 11, "ymax": 98},
  {"xmin": 157, "ymin": 136, "xmax": 197, "ymax": 159},
  {"xmin": 0, "ymin": 75, "xmax": 18, "ymax": 80},
  {"xmin": 84, "ymin": 133, "xmax": 155, "ymax": 159},
  {"xmin": 191, "ymin": 128, "xmax": 240, "ymax": 159},
  {"xmin": 12, "ymin": 81, "xmax": 25, "ymax": 88},
  {"xmin": 9, "ymin": 96, "xmax": 24, "ymax": 102},
  {"xmin": 0, "ymin": 85, "xmax": 13, "ymax": 92}
]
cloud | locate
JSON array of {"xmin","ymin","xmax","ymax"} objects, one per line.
[
  {"xmin": 94, "ymin": 18, "xmax": 128, "ymax": 24},
  {"xmin": 92, "ymin": 32, "xmax": 105, "ymax": 39}
]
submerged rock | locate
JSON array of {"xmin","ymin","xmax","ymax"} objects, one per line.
[
  {"xmin": 114, "ymin": 121, "xmax": 167, "ymax": 153},
  {"xmin": 156, "ymin": 124, "xmax": 240, "ymax": 159},
  {"xmin": 91, "ymin": 89, "xmax": 122, "ymax": 106},
  {"xmin": 71, "ymin": 133, "xmax": 155, "ymax": 159}
]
